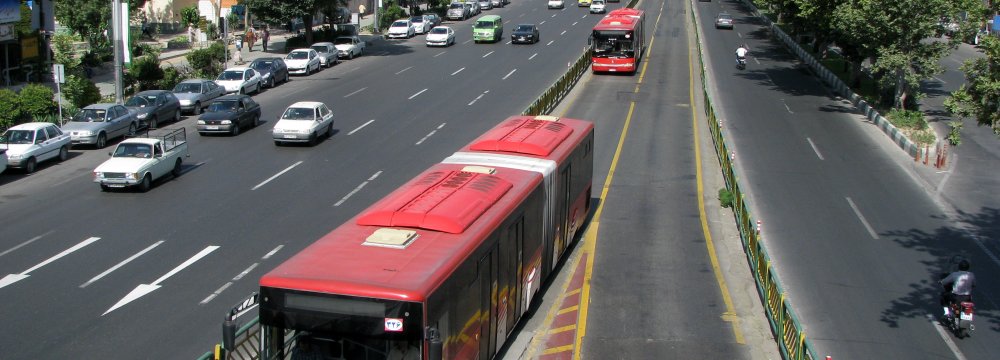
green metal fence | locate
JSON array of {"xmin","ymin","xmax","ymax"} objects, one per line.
[{"xmin": 691, "ymin": 4, "xmax": 816, "ymax": 360}]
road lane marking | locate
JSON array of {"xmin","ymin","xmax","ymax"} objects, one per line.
[
  {"xmin": 483, "ymin": 50, "xmax": 495, "ymax": 58},
  {"xmin": 806, "ymin": 137, "xmax": 825, "ymax": 160},
  {"xmin": 80, "ymin": 240, "xmax": 164, "ymax": 288},
  {"xmin": 0, "ymin": 236, "xmax": 100, "ymax": 289},
  {"xmin": 434, "ymin": 51, "xmax": 447, "ymax": 57},
  {"xmin": 469, "ymin": 90, "xmax": 490, "ymax": 106},
  {"xmin": 581, "ymin": 14, "xmax": 587, "ymax": 19},
  {"xmin": 754, "ymin": 57, "xmax": 761, "ymax": 65},
  {"xmin": 343, "ymin": 87, "xmax": 367, "ymax": 98},
  {"xmin": 520, "ymin": 13, "xmax": 525, "ymax": 17},
  {"xmin": 782, "ymin": 99, "xmax": 793, "ymax": 113},
  {"xmin": 846, "ymin": 197, "xmax": 879, "ymax": 239},
  {"xmin": 348, "ymin": 119, "xmax": 375, "ymax": 135},
  {"xmin": 925, "ymin": 314, "xmax": 968, "ymax": 360},
  {"xmin": 104, "ymin": 246, "xmax": 219, "ymax": 315},
  {"xmin": 505, "ymin": 20, "xmax": 511, "ymax": 24},
  {"xmin": 502, "ymin": 69, "xmax": 517, "ymax": 80},
  {"xmin": 0, "ymin": 231, "xmax": 53, "ymax": 258},
  {"xmin": 529, "ymin": 53, "xmax": 538, "ymax": 60},
  {"xmin": 415, "ymin": 123, "xmax": 447, "ymax": 145},
  {"xmin": 506, "ymin": 40, "xmax": 512, "ymax": 44},
  {"xmin": 262, "ymin": 245, "xmax": 284, "ymax": 260},
  {"xmin": 452, "ymin": 67, "xmax": 466, "ymax": 75},
  {"xmin": 232, "ymin": 262, "xmax": 258, "ymax": 281},
  {"xmin": 463, "ymin": 39, "xmax": 472, "ymax": 44},
  {"xmin": 540, "ymin": 20, "xmax": 546, "ymax": 25},
  {"xmin": 572, "ymin": 21, "xmax": 578, "ymax": 26},
  {"xmin": 560, "ymin": 30, "xmax": 567, "ymax": 36},
  {"xmin": 395, "ymin": 66, "xmax": 413, "ymax": 75},
  {"xmin": 334, "ymin": 171, "xmax": 383, "ymax": 207},
  {"xmin": 200, "ymin": 281, "xmax": 232, "ymax": 305},
  {"xmin": 552, "ymin": 14, "xmax": 557, "ymax": 18},
  {"xmin": 547, "ymin": 40, "xmax": 555, "ymax": 46},
  {"xmin": 252, "ymin": 161, "xmax": 303, "ymax": 190},
  {"xmin": 408, "ymin": 88, "xmax": 428, "ymax": 99},
  {"xmin": 932, "ymin": 76, "xmax": 946, "ymax": 84}
]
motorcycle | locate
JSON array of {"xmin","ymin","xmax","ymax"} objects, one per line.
[
  {"xmin": 939, "ymin": 255, "xmax": 975, "ymax": 338},
  {"xmin": 736, "ymin": 56, "xmax": 746, "ymax": 70}
]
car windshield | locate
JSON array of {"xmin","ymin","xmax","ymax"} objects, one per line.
[
  {"xmin": 475, "ymin": 21, "xmax": 493, "ymax": 29},
  {"xmin": 73, "ymin": 109, "xmax": 108, "ymax": 122},
  {"xmin": 1, "ymin": 130, "xmax": 34, "ymax": 144},
  {"xmin": 218, "ymin": 70, "xmax": 244, "ymax": 81},
  {"xmin": 450, "ymin": 3, "xmax": 463, "ymax": 9},
  {"xmin": 282, "ymin": 107, "xmax": 315, "ymax": 120},
  {"xmin": 113, "ymin": 143, "xmax": 153, "ymax": 158},
  {"xmin": 125, "ymin": 96, "xmax": 154, "ymax": 107},
  {"xmin": 207, "ymin": 100, "xmax": 239, "ymax": 112},
  {"xmin": 430, "ymin": 27, "xmax": 448, "ymax": 34},
  {"xmin": 410, "ymin": 17, "xmax": 422, "ymax": 23},
  {"xmin": 334, "ymin": 38, "xmax": 354, "ymax": 45},
  {"xmin": 392, "ymin": 21, "xmax": 408, "ymax": 27},
  {"xmin": 310, "ymin": 45, "xmax": 328, "ymax": 53},
  {"xmin": 718, "ymin": 14, "xmax": 731, "ymax": 20},
  {"xmin": 286, "ymin": 51, "xmax": 308, "ymax": 60},
  {"xmin": 251, "ymin": 61, "xmax": 273, "ymax": 70},
  {"xmin": 173, "ymin": 83, "xmax": 201, "ymax": 93},
  {"xmin": 516, "ymin": 25, "xmax": 533, "ymax": 31}
]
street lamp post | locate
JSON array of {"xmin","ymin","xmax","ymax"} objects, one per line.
[{"xmin": 111, "ymin": 0, "xmax": 123, "ymax": 104}]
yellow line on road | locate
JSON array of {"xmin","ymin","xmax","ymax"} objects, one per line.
[
  {"xmin": 541, "ymin": 344, "xmax": 574, "ymax": 355},
  {"xmin": 557, "ymin": 305, "xmax": 580, "ymax": 315},
  {"xmin": 548, "ymin": 324, "xmax": 577, "ymax": 334}
]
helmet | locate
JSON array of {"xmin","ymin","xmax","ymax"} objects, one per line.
[{"xmin": 959, "ymin": 260, "xmax": 970, "ymax": 271}]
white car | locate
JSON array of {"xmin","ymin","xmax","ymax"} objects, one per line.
[
  {"xmin": 273, "ymin": 101, "xmax": 336, "ymax": 146},
  {"xmin": 0, "ymin": 148, "xmax": 7, "ymax": 174},
  {"xmin": 410, "ymin": 16, "xmax": 431, "ymax": 34},
  {"xmin": 589, "ymin": 0, "xmax": 606, "ymax": 13},
  {"xmin": 310, "ymin": 42, "xmax": 340, "ymax": 68},
  {"xmin": 0, "ymin": 122, "xmax": 72, "ymax": 174},
  {"xmin": 387, "ymin": 19, "xmax": 415, "ymax": 39},
  {"xmin": 284, "ymin": 48, "xmax": 322, "ymax": 75},
  {"xmin": 426, "ymin": 26, "xmax": 456, "ymax": 47},
  {"xmin": 547, "ymin": 0, "xmax": 565, "ymax": 8},
  {"xmin": 334, "ymin": 36, "xmax": 365, "ymax": 59},
  {"xmin": 216, "ymin": 67, "xmax": 262, "ymax": 94}
]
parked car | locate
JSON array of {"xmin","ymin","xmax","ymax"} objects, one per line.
[
  {"xmin": 425, "ymin": 13, "xmax": 442, "ymax": 27},
  {"xmin": 447, "ymin": 3, "xmax": 470, "ymax": 21},
  {"xmin": 715, "ymin": 12, "xmax": 734, "ymax": 29},
  {"xmin": 511, "ymin": 24, "xmax": 539, "ymax": 44},
  {"xmin": 387, "ymin": 19, "xmax": 415, "ymax": 39},
  {"xmin": 468, "ymin": 1, "xmax": 481, "ymax": 15},
  {"xmin": 0, "ymin": 149, "xmax": 7, "ymax": 174},
  {"xmin": 125, "ymin": 90, "xmax": 182, "ymax": 129},
  {"xmin": 249, "ymin": 58, "xmax": 290, "ymax": 88},
  {"xmin": 272, "ymin": 101, "xmax": 335, "ymax": 146},
  {"xmin": 284, "ymin": 48, "xmax": 322, "ymax": 75},
  {"xmin": 0, "ymin": 122, "xmax": 72, "ymax": 173},
  {"xmin": 216, "ymin": 67, "xmax": 263, "ymax": 94},
  {"xmin": 62, "ymin": 103, "xmax": 139, "ymax": 148},
  {"xmin": 589, "ymin": 0, "xmax": 606, "ymax": 13},
  {"xmin": 310, "ymin": 42, "xmax": 340, "ymax": 67},
  {"xmin": 172, "ymin": 79, "xmax": 226, "ymax": 115},
  {"xmin": 478, "ymin": 0, "xmax": 493, "ymax": 11},
  {"xmin": 548, "ymin": 0, "xmax": 565, "ymax": 8},
  {"xmin": 490, "ymin": 0, "xmax": 506, "ymax": 8},
  {"xmin": 334, "ymin": 36, "xmax": 366, "ymax": 59},
  {"xmin": 410, "ymin": 16, "xmax": 431, "ymax": 34},
  {"xmin": 426, "ymin": 26, "xmax": 456, "ymax": 47},
  {"xmin": 196, "ymin": 95, "xmax": 262, "ymax": 136}
]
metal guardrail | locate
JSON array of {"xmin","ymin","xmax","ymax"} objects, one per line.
[
  {"xmin": 522, "ymin": 49, "xmax": 591, "ymax": 116},
  {"xmin": 689, "ymin": 2, "xmax": 816, "ymax": 360}
]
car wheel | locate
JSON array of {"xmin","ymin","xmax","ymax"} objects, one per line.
[
  {"xmin": 171, "ymin": 158, "xmax": 183, "ymax": 177},
  {"xmin": 307, "ymin": 132, "xmax": 317, "ymax": 146},
  {"xmin": 239, "ymin": 86, "xmax": 246, "ymax": 95},
  {"xmin": 348, "ymin": 52, "xmax": 354, "ymax": 60},
  {"xmin": 230, "ymin": 123, "xmax": 240, "ymax": 136},
  {"xmin": 24, "ymin": 157, "xmax": 37, "ymax": 174},
  {"xmin": 274, "ymin": 140, "xmax": 282, "ymax": 146},
  {"xmin": 96, "ymin": 133, "xmax": 108, "ymax": 149},
  {"xmin": 173, "ymin": 109, "xmax": 181, "ymax": 123},
  {"xmin": 58, "ymin": 145, "xmax": 69, "ymax": 161},
  {"xmin": 138, "ymin": 173, "xmax": 152, "ymax": 192},
  {"xmin": 253, "ymin": 115, "xmax": 261, "ymax": 127},
  {"xmin": 193, "ymin": 102, "xmax": 202, "ymax": 115},
  {"xmin": 128, "ymin": 123, "xmax": 137, "ymax": 136},
  {"xmin": 326, "ymin": 123, "xmax": 334, "ymax": 138},
  {"xmin": 149, "ymin": 117, "xmax": 158, "ymax": 129}
]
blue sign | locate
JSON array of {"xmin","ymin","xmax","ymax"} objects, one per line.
[
  {"xmin": 0, "ymin": 0, "xmax": 20, "ymax": 24},
  {"xmin": 993, "ymin": 15, "xmax": 1000, "ymax": 32}
]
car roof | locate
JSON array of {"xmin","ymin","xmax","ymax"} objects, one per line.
[
  {"xmin": 179, "ymin": 79, "xmax": 210, "ymax": 84},
  {"xmin": 223, "ymin": 66, "xmax": 251, "ymax": 71},
  {"xmin": 312, "ymin": 42, "xmax": 334, "ymax": 46},
  {"xmin": 8, "ymin": 122, "xmax": 54, "ymax": 130},
  {"xmin": 288, "ymin": 101, "xmax": 325, "ymax": 108},
  {"xmin": 135, "ymin": 89, "xmax": 169, "ymax": 95},
  {"xmin": 478, "ymin": 15, "xmax": 501, "ymax": 21},
  {"xmin": 289, "ymin": 48, "xmax": 314, "ymax": 53},
  {"xmin": 252, "ymin": 57, "xmax": 283, "ymax": 62},
  {"xmin": 216, "ymin": 94, "xmax": 250, "ymax": 101},
  {"xmin": 83, "ymin": 103, "xmax": 119, "ymax": 110}
]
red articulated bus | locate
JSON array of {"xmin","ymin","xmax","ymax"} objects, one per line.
[
  {"xmin": 257, "ymin": 116, "xmax": 594, "ymax": 360},
  {"xmin": 590, "ymin": 8, "xmax": 646, "ymax": 74}
]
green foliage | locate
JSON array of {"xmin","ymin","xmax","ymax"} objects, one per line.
[
  {"xmin": 63, "ymin": 75, "xmax": 102, "ymax": 109},
  {"xmin": 947, "ymin": 121, "xmax": 963, "ymax": 146},
  {"xmin": 0, "ymin": 89, "xmax": 22, "ymax": 130},
  {"xmin": 186, "ymin": 42, "xmax": 227, "ymax": 78},
  {"xmin": 945, "ymin": 36, "xmax": 1000, "ymax": 137},
  {"xmin": 128, "ymin": 55, "xmax": 165, "ymax": 91},
  {"xmin": 181, "ymin": 6, "xmax": 201, "ymax": 27},
  {"xmin": 159, "ymin": 67, "xmax": 186, "ymax": 90},
  {"xmin": 17, "ymin": 85, "xmax": 57, "ymax": 120},
  {"xmin": 379, "ymin": 2, "xmax": 407, "ymax": 32},
  {"xmin": 886, "ymin": 109, "xmax": 927, "ymax": 130},
  {"xmin": 718, "ymin": 188, "xmax": 734, "ymax": 209}
]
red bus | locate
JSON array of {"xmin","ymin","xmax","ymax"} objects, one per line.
[
  {"xmin": 590, "ymin": 8, "xmax": 646, "ymax": 74},
  {"xmin": 257, "ymin": 116, "xmax": 594, "ymax": 360}
]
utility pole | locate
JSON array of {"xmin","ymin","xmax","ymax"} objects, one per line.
[{"xmin": 111, "ymin": 0, "xmax": 124, "ymax": 104}]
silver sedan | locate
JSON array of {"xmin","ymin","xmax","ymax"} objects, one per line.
[{"xmin": 172, "ymin": 79, "xmax": 226, "ymax": 115}]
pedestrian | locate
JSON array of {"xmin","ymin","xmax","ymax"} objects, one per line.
[
  {"xmin": 141, "ymin": 14, "xmax": 153, "ymax": 39},
  {"xmin": 187, "ymin": 24, "xmax": 196, "ymax": 43},
  {"xmin": 359, "ymin": 4, "xmax": 366, "ymax": 18},
  {"xmin": 261, "ymin": 27, "xmax": 270, "ymax": 52},
  {"xmin": 245, "ymin": 27, "xmax": 257, "ymax": 52}
]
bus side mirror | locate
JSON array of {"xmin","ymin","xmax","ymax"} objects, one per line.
[
  {"xmin": 587, "ymin": 36, "xmax": 593, "ymax": 46},
  {"xmin": 427, "ymin": 326, "xmax": 443, "ymax": 360},
  {"xmin": 222, "ymin": 318, "xmax": 237, "ymax": 351}
]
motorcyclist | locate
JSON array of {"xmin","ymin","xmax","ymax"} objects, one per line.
[
  {"xmin": 735, "ymin": 44, "xmax": 749, "ymax": 65},
  {"xmin": 940, "ymin": 259, "xmax": 975, "ymax": 317}
]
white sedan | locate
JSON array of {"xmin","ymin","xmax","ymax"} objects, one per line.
[
  {"xmin": 548, "ymin": 0, "xmax": 565, "ymax": 9},
  {"xmin": 310, "ymin": 42, "xmax": 340, "ymax": 67},
  {"xmin": 387, "ymin": 19, "xmax": 414, "ymax": 39},
  {"xmin": 334, "ymin": 36, "xmax": 365, "ymax": 59},
  {"xmin": 284, "ymin": 48, "xmax": 322, "ymax": 75},
  {"xmin": 216, "ymin": 67, "xmax": 262, "ymax": 95},
  {"xmin": 426, "ymin": 26, "xmax": 456, "ymax": 47},
  {"xmin": 272, "ymin": 101, "xmax": 335, "ymax": 146},
  {"xmin": 0, "ymin": 122, "xmax": 72, "ymax": 174}
]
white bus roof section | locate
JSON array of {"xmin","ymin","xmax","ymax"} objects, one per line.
[{"xmin": 442, "ymin": 152, "xmax": 557, "ymax": 177}]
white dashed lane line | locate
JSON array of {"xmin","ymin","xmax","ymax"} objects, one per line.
[
  {"xmin": 415, "ymin": 123, "xmax": 447, "ymax": 145},
  {"xmin": 483, "ymin": 50, "xmax": 495, "ymax": 58},
  {"xmin": 409, "ymin": 88, "xmax": 428, "ymax": 99},
  {"xmin": 434, "ymin": 51, "xmax": 447, "ymax": 57},
  {"xmin": 252, "ymin": 161, "xmax": 303, "ymax": 191},
  {"xmin": 469, "ymin": 90, "xmax": 490, "ymax": 106},
  {"xmin": 80, "ymin": 240, "xmax": 164, "ymax": 288},
  {"xmin": 529, "ymin": 53, "xmax": 538, "ymax": 60},
  {"xmin": 452, "ymin": 67, "xmax": 465, "ymax": 75},
  {"xmin": 547, "ymin": 40, "xmax": 554, "ymax": 46},
  {"xmin": 503, "ymin": 69, "xmax": 517, "ymax": 80},
  {"xmin": 349, "ymin": 119, "xmax": 375, "ymax": 135},
  {"xmin": 343, "ymin": 87, "xmax": 367, "ymax": 98},
  {"xmin": 395, "ymin": 66, "xmax": 413, "ymax": 75},
  {"xmin": 334, "ymin": 171, "xmax": 384, "ymax": 207}
]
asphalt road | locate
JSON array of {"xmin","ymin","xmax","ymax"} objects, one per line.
[
  {"xmin": 697, "ymin": 0, "xmax": 1000, "ymax": 359},
  {"xmin": 0, "ymin": 2, "xmax": 610, "ymax": 358}
]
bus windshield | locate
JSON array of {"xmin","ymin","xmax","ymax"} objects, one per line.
[
  {"xmin": 592, "ymin": 30, "xmax": 635, "ymax": 58},
  {"xmin": 260, "ymin": 287, "xmax": 423, "ymax": 360}
]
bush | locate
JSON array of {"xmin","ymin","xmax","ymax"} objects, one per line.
[
  {"xmin": 63, "ymin": 74, "xmax": 102, "ymax": 109},
  {"xmin": 186, "ymin": 42, "xmax": 226, "ymax": 78},
  {"xmin": 0, "ymin": 89, "xmax": 22, "ymax": 130},
  {"xmin": 128, "ymin": 55, "xmax": 165, "ymax": 91},
  {"xmin": 18, "ymin": 84, "xmax": 57, "ymax": 121},
  {"xmin": 718, "ymin": 188, "xmax": 734, "ymax": 209},
  {"xmin": 378, "ymin": 3, "xmax": 406, "ymax": 32},
  {"xmin": 159, "ymin": 66, "xmax": 186, "ymax": 90},
  {"xmin": 887, "ymin": 108, "xmax": 927, "ymax": 130}
]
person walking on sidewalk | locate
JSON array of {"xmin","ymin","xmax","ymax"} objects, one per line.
[
  {"xmin": 261, "ymin": 27, "xmax": 270, "ymax": 52},
  {"xmin": 245, "ymin": 27, "xmax": 257, "ymax": 52}
]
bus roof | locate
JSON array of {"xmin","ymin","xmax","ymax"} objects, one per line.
[
  {"xmin": 593, "ymin": 15, "xmax": 639, "ymax": 31},
  {"xmin": 260, "ymin": 163, "xmax": 542, "ymax": 302},
  {"xmin": 607, "ymin": 8, "xmax": 643, "ymax": 18},
  {"xmin": 452, "ymin": 115, "xmax": 594, "ymax": 161}
]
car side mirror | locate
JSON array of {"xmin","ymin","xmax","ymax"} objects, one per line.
[{"xmin": 108, "ymin": 152, "xmax": 113, "ymax": 156}]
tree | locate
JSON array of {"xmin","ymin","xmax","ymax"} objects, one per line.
[
  {"xmin": 17, "ymin": 85, "xmax": 57, "ymax": 120},
  {"xmin": 0, "ymin": 89, "xmax": 22, "ymax": 130},
  {"xmin": 55, "ymin": 0, "xmax": 147, "ymax": 47},
  {"xmin": 945, "ymin": 35, "xmax": 1000, "ymax": 137},
  {"xmin": 244, "ymin": 0, "xmax": 322, "ymax": 44}
]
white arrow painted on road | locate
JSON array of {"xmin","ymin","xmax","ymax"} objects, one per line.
[
  {"xmin": 0, "ymin": 237, "xmax": 100, "ymax": 289},
  {"xmin": 103, "ymin": 246, "xmax": 219, "ymax": 316}
]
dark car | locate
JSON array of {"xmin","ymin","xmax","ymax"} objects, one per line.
[
  {"xmin": 249, "ymin": 57, "xmax": 289, "ymax": 88},
  {"xmin": 715, "ymin": 12, "xmax": 734, "ymax": 29},
  {"xmin": 124, "ymin": 90, "xmax": 182, "ymax": 129},
  {"xmin": 196, "ymin": 95, "xmax": 262, "ymax": 136},
  {"xmin": 511, "ymin": 24, "xmax": 539, "ymax": 44}
]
